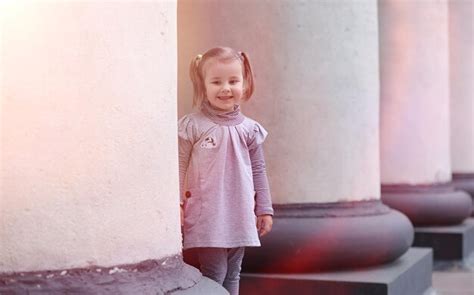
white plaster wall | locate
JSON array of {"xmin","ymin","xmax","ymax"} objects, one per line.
[
  {"xmin": 379, "ymin": 0, "xmax": 452, "ymax": 184},
  {"xmin": 178, "ymin": 0, "xmax": 381, "ymax": 203},
  {"xmin": 449, "ymin": 0, "xmax": 474, "ymax": 173},
  {"xmin": 0, "ymin": 1, "xmax": 181, "ymax": 272},
  {"xmin": 0, "ymin": 3, "xmax": 4, "ymax": 261}
]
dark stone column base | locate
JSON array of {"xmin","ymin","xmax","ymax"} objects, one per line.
[
  {"xmin": 452, "ymin": 173, "xmax": 474, "ymax": 216},
  {"xmin": 381, "ymin": 182, "xmax": 473, "ymax": 226},
  {"xmin": 414, "ymin": 218, "xmax": 474, "ymax": 260},
  {"xmin": 240, "ymin": 200, "xmax": 414, "ymax": 273},
  {"xmin": 432, "ymin": 248, "xmax": 474, "ymax": 271},
  {"xmin": 240, "ymin": 247, "xmax": 432, "ymax": 295},
  {"xmin": 0, "ymin": 255, "xmax": 227, "ymax": 294}
]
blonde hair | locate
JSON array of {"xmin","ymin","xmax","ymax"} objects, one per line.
[{"xmin": 189, "ymin": 47, "xmax": 255, "ymax": 108}]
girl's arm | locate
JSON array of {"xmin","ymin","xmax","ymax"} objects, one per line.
[
  {"xmin": 178, "ymin": 116, "xmax": 194, "ymax": 203},
  {"xmin": 250, "ymin": 145, "xmax": 273, "ymax": 236},
  {"xmin": 178, "ymin": 138, "xmax": 192, "ymax": 203},
  {"xmin": 178, "ymin": 139, "xmax": 192, "ymax": 227},
  {"xmin": 249, "ymin": 145, "xmax": 274, "ymax": 216}
]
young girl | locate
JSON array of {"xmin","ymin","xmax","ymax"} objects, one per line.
[{"xmin": 178, "ymin": 47, "xmax": 274, "ymax": 295}]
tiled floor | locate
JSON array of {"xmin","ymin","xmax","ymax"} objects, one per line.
[{"xmin": 431, "ymin": 254, "xmax": 474, "ymax": 295}]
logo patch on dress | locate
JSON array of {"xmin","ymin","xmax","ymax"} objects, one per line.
[{"xmin": 200, "ymin": 136, "xmax": 217, "ymax": 149}]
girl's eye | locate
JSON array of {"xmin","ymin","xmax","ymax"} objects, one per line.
[
  {"xmin": 211, "ymin": 81, "xmax": 220, "ymax": 85},
  {"xmin": 230, "ymin": 80, "xmax": 239, "ymax": 84}
]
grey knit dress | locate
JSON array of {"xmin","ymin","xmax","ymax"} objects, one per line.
[{"xmin": 178, "ymin": 101, "xmax": 274, "ymax": 250}]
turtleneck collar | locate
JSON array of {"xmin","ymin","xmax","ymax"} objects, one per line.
[{"xmin": 200, "ymin": 99, "xmax": 245, "ymax": 126}]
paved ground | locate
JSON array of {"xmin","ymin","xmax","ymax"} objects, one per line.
[{"xmin": 431, "ymin": 253, "xmax": 474, "ymax": 295}]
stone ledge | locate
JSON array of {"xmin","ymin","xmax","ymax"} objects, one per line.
[
  {"xmin": 433, "ymin": 249, "xmax": 474, "ymax": 271},
  {"xmin": 0, "ymin": 255, "xmax": 226, "ymax": 294},
  {"xmin": 414, "ymin": 218, "xmax": 474, "ymax": 260},
  {"xmin": 240, "ymin": 247, "xmax": 432, "ymax": 295}
]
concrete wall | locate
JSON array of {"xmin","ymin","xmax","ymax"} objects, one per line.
[
  {"xmin": 0, "ymin": 1, "xmax": 181, "ymax": 272},
  {"xmin": 379, "ymin": 0, "xmax": 451, "ymax": 184},
  {"xmin": 178, "ymin": 0, "xmax": 381, "ymax": 203},
  {"xmin": 449, "ymin": 0, "xmax": 474, "ymax": 173}
]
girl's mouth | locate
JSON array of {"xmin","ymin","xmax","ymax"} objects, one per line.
[{"xmin": 217, "ymin": 96, "xmax": 233, "ymax": 100}]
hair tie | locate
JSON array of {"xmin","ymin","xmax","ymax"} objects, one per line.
[
  {"xmin": 239, "ymin": 51, "xmax": 246, "ymax": 62},
  {"xmin": 196, "ymin": 54, "xmax": 203, "ymax": 60}
]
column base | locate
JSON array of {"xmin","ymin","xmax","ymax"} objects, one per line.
[
  {"xmin": 0, "ymin": 255, "xmax": 227, "ymax": 294},
  {"xmin": 452, "ymin": 173, "xmax": 474, "ymax": 216},
  {"xmin": 240, "ymin": 247, "xmax": 432, "ymax": 295},
  {"xmin": 242, "ymin": 200, "xmax": 414, "ymax": 273},
  {"xmin": 381, "ymin": 182, "xmax": 473, "ymax": 226},
  {"xmin": 413, "ymin": 218, "xmax": 474, "ymax": 260},
  {"xmin": 433, "ymin": 248, "xmax": 474, "ymax": 271}
]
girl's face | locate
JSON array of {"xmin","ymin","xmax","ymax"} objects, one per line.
[{"xmin": 203, "ymin": 59, "xmax": 244, "ymax": 112}]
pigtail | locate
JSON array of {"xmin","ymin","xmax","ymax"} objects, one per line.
[
  {"xmin": 240, "ymin": 51, "xmax": 255, "ymax": 100},
  {"xmin": 189, "ymin": 54, "xmax": 205, "ymax": 107}
]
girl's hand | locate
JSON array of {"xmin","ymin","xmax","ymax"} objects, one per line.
[{"xmin": 256, "ymin": 215, "xmax": 273, "ymax": 237}]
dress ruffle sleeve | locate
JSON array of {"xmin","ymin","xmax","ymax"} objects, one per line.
[
  {"xmin": 248, "ymin": 122, "xmax": 268, "ymax": 150},
  {"xmin": 178, "ymin": 115, "xmax": 195, "ymax": 143}
]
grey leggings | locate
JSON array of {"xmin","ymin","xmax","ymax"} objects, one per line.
[{"xmin": 196, "ymin": 247, "xmax": 245, "ymax": 295}]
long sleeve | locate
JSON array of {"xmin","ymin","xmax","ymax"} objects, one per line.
[
  {"xmin": 178, "ymin": 115, "xmax": 194, "ymax": 202},
  {"xmin": 178, "ymin": 138, "xmax": 192, "ymax": 203},
  {"xmin": 249, "ymin": 144, "xmax": 274, "ymax": 216}
]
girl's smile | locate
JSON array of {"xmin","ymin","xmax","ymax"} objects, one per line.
[{"xmin": 204, "ymin": 59, "xmax": 244, "ymax": 112}]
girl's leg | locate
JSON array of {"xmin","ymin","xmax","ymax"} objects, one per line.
[
  {"xmin": 223, "ymin": 247, "xmax": 245, "ymax": 295},
  {"xmin": 196, "ymin": 247, "xmax": 228, "ymax": 285}
]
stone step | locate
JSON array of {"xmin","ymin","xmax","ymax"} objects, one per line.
[
  {"xmin": 414, "ymin": 218, "xmax": 474, "ymax": 260},
  {"xmin": 240, "ymin": 247, "xmax": 432, "ymax": 295}
]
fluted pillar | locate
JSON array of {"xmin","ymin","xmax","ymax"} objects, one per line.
[
  {"xmin": 378, "ymin": 0, "xmax": 472, "ymax": 226},
  {"xmin": 179, "ymin": 0, "xmax": 413, "ymax": 273},
  {"xmin": 449, "ymin": 0, "xmax": 474, "ymax": 215},
  {"xmin": 0, "ymin": 2, "xmax": 224, "ymax": 293}
]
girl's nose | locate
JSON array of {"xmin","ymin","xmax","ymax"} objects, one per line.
[{"xmin": 221, "ymin": 86, "xmax": 231, "ymax": 93}]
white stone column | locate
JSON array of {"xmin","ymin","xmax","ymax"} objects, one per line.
[
  {"xmin": 449, "ymin": 0, "xmax": 474, "ymax": 213},
  {"xmin": 179, "ymin": 0, "xmax": 413, "ymax": 272},
  {"xmin": 379, "ymin": 0, "xmax": 472, "ymax": 225},
  {"xmin": 0, "ymin": 2, "xmax": 224, "ymax": 293}
]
